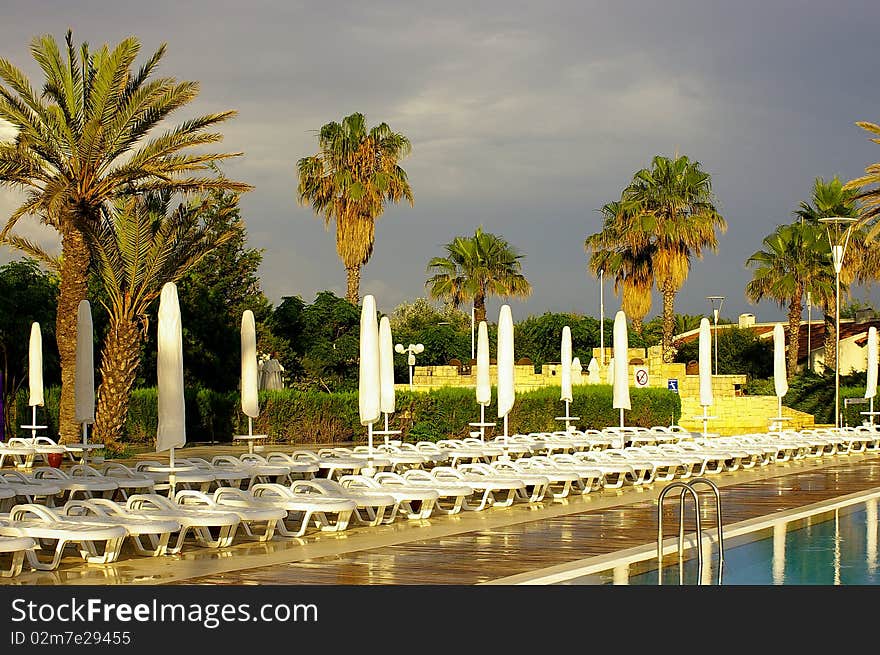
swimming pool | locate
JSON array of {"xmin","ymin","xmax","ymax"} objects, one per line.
[{"xmin": 566, "ymin": 497, "xmax": 880, "ymax": 585}]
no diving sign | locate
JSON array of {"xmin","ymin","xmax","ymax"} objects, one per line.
[{"xmin": 633, "ymin": 366, "xmax": 649, "ymax": 388}]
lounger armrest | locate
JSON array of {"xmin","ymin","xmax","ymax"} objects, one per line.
[
  {"xmin": 102, "ymin": 462, "xmax": 135, "ymax": 477},
  {"xmin": 126, "ymin": 494, "xmax": 176, "ymax": 512},
  {"xmin": 339, "ymin": 475, "xmax": 379, "ymax": 489},
  {"xmin": 213, "ymin": 487, "xmax": 254, "ymax": 504},
  {"xmin": 373, "ymin": 472, "xmax": 406, "ymax": 485},
  {"xmin": 174, "ymin": 490, "xmax": 214, "ymax": 507},
  {"xmin": 288, "ymin": 480, "xmax": 328, "ymax": 496},
  {"xmin": 251, "ymin": 483, "xmax": 292, "ymax": 500},
  {"xmin": 10, "ymin": 503, "xmax": 64, "ymax": 522},
  {"xmin": 31, "ymin": 467, "xmax": 64, "ymax": 480}
]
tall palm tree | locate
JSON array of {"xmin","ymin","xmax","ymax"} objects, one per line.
[
  {"xmin": 793, "ymin": 176, "xmax": 874, "ymax": 373},
  {"xmin": 297, "ymin": 112, "xmax": 413, "ymax": 305},
  {"xmin": 745, "ymin": 222, "xmax": 829, "ymax": 373},
  {"xmin": 85, "ymin": 191, "xmax": 240, "ymax": 446},
  {"xmin": 585, "ymin": 200, "xmax": 655, "ymax": 335},
  {"xmin": 425, "ymin": 226, "xmax": 532, "ymax": 324},
  {"xmin": 845, "ymin": 121, "xmax": 880, "ymax": 236},
  {"xmin": 0, "ymin": 31, "xmax": 249, "ymax": 441},
  {"xmin": 622, "ymin": 155, "xmax": 727, "ymax": 362}
]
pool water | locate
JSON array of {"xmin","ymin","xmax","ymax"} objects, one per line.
[{"xmin": 621, "ymin": 500, "xmax": 880, "ymax": 585}]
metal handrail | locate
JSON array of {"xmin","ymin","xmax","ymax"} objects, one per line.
[
  {"xmin": 657, "ymin": 477, "xmax": 724, "ymax": 585},
  {"xmin": 657, "ymin": 482, "xmax": 703, "ymax": 582}
]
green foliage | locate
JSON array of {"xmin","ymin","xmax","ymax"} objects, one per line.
[
  {"xmin": 745, "ymin": 370, "xmax": 870, "ymax": 426},
  {"xmin": 230, "ymin": 385, "xmax": 681, "ymax": 444},
  {"xmin": 674, "ymin": 326, "xmax": 773, "ymax": 378},
  {"xmin": 138, "ymin": 190, "xmax": 273, "ymax": 391},
  {"xmin": 0, "ymin": 259, "xmax": 59, "ymax": 436},
  {"xmin": 515, "ymin": 313, "xmax": 600, "ymax": 367},
  {"xmin": 119, "ymin": 387, "xmax": 237, "ymax": 445},
  {"xmin": 390, "ymin": 298, "xmax": 470, "ymax": 332}
]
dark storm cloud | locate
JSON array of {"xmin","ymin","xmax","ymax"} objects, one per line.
[{"xmin": 2, "ymin": 0, "xmax": 879, "ymax": 323}]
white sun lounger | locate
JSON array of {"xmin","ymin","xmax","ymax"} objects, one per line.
[
  {"xmin": 124, "ymin": 493, "xmax": 240, "ymax": 554},
  {"xmin": 427, "ymin": 466, "xmax": 525, "ymax": 511},
  {"xmin": 491, "ymin": 458, "xmax": 579, "ymax": 499},
  {"xmin": 61, "ymin": 498, "xmax": 182, "ymax": 556},
  {"xmin": 71, "ymin": 463, "xmax": 155, "ymax": 500},
  {"xmin": 388, "ymin": 470, "xmax": 473, "ymax": 515},
  {"xmin": 339, "ymin": 474, "xmax": 439, "ymax": 521},
  {"xmin": 292, "ymin": 479, "xmax": 396, "ymax": 527},
  {"xmin": 31, "ymin": 466, "xmax": 118, "ymax": 500},
  {"xmin": 1, "ymin": 504, "xmax": 127, "ymax": 569},
  {"xmin": 0, "ymin": 529, "xmax": 36, "ymax": 577},
  {"xmin": 246, "ymin": 484, "xmax": 356, "ymax": 536},
  {"xmin": 0, "ymin": 470, "xmax": 66, "ymax": 504},
  {"xmin": 173, "ymin": 489, "xmax": 286, "ymax": 541}
]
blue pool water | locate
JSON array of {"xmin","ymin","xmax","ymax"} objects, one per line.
[{"xmin": 621, "ymin": 502, "xmax": 880, "ymax": 585}]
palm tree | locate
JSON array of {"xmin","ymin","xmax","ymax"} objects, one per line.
[
  {"xmin": 793, "ymin": 176, "xmax": 876, "ymax": 372},
  {"xmin": 745, "ymin": 222, "xmax": 829, "ymax": 373},
  {"xmin": 845, "ymin": 121, "xmax": 880, "ymax": 237},
  {"xmin": 622, "ymin": 155, "xmax": 727, "ymax": 362},
  {"xmin": 85, "ymin": 191, "xmax": 240, "ymax": 446},
  {"xmin": 297, "ymin": 112, "xmax": 413, "ymax": 305},
  {"xmin": 585, "ymin": 200, "xmax": 655, "ymax": 335},
  {"xmin": 0, "ymin": 31, "xmax": 249, "ymax": 441},
  {"xmin": 425, "ymin": 226, "xmax": 532, "ymax": 324}
]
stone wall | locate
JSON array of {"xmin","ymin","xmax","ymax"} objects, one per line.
[{"xmin": 405, "ymin": 347, "xmax": 819, "ymax": 435}]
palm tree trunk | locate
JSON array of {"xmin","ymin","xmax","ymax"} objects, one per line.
[
  {"xmin": 632, "ymin": 318, "xmax": 644, "ymax": 336},
  {"xmin": 94, "ymin": 315, "xmax": 141, "ymax": 449},
  {"xmin": 823, "ymin": 309, "xmax": 836, "ymax": 374},
  {"xmin": 786, "ymin": 289, "xmax": 802, "ymax": 375},
  {"xmin": 473, "ymin": 292, "xmax": 487, "ymax": 325},
  {"xmin": 661, "ymin": 280, "xmax": 676, "ymax": 363},
  {"xmin": 345, "ymin": 265, "xmax": 361, "ymax": 305},
  {"xmin": 56, "ymin": 226, "xmax": 90, "ymax": 443}
]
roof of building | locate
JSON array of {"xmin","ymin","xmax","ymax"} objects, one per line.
[{"xmin": 673, "ymin": 318, "xmax": 880, "ymax": 364}]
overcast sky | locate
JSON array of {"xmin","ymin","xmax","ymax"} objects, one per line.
[{"xmin": 2, "ymin": 0, "xmax": 879, "ymax": 325}]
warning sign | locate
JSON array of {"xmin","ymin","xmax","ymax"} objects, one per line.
[{"xmin": 634, "ymin": 366, "xmax": 649, "ymax": 388}]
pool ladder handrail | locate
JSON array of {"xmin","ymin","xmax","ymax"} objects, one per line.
[{"xmin": 657, "ymin": 477, "xmax": 724, "ymax": 584}]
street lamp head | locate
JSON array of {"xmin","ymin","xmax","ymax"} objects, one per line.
[
  {"xmin": 394, "ymin": 343, "xmax": 405, "ymax": 354},
  {"xmin": 413, "ymin": 343, "xmax": 425, "ymax": 354}
]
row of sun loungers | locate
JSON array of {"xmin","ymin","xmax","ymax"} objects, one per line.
[{"xmin": 2, "ymin": 424, "xmax": 880, "ymax": 576}]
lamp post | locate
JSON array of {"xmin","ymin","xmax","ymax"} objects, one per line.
[
  {"xmin": 395, "ymin": 342, "xmax": 424, "ymax": 390},
  {"xmin": 470, "ymin": 305, "xmax": 475, "ymax": 361},
  {"xmin": 818, "ymin": 216, "xmax": 858, "ymax": 428},
  {"xmin": 707, "ymin": 296, "xmax": 725, "ymax": 376},
  {"xmin": 807, "ymin": 291, "xmax": 812, "ymax": 372}
]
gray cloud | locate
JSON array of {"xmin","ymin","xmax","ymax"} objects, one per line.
[{"xmin": 2, "ymin": 0, "xmax": 879, "ymax": 326}]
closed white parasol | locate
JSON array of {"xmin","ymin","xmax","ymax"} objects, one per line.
[
  {"xmin": 471, "ymin": 320, "xmax": 495, "ymax": 440},
  {"xmin": 557, "ymin": 326, "xmax": 579, "ymax": 431},
  {"xmin": 866, "ymin": 327, "xmax": 878, "ymax": 425},
  {"xmin": 377, "ymin": 315, "xmax": 401, "ymax": 445},
  {"xmin": 359, "ymin": 295, "xmax": 381, "ymax": 462},
  {"xmin": 497, "ymin": 304, "xmax": 515, "ymax": 437},
  {"xmin": 571, "ymin": 357, "xmax": 583, "ymax": 386},
  {"xmin": 770, "ymin": 323, "xmax": 789, "ymax": 431},
  {"xmin": 612, "ymin": 311, "xmax": 630, "ymax": 427},
  {"xmin": 240, "ymin": 310, "xmax": 260, "ymax": 420},
  {"xmin": 157, "ymin": 282, "xmax": 186, "ymax": 456},
  {"xmin": 23, "ymin": 322, "xmax": 46, "ymax": 438},
  {"xmin": 587, "ymin": 357, "xmax": 600, "ymax": 384},
  {"xmin": 75, "ymin": 301, "xmax": 95, "ymax": 456},
  {"xmin": 697, "ymin": 317, "xmax": 715, "ymax": 435}
]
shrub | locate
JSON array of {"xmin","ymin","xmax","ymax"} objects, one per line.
[{"xmin": 13, "ymin": 384, "xmax": 680, "ymax": 446}]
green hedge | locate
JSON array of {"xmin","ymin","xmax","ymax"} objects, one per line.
[
  {"xmin": 8, "ymin": 384, "xmax": 680, "ymax": 445},
  {"xmin": 229, "ymin": 384, "xmax": 681, "ymax": 444}
]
